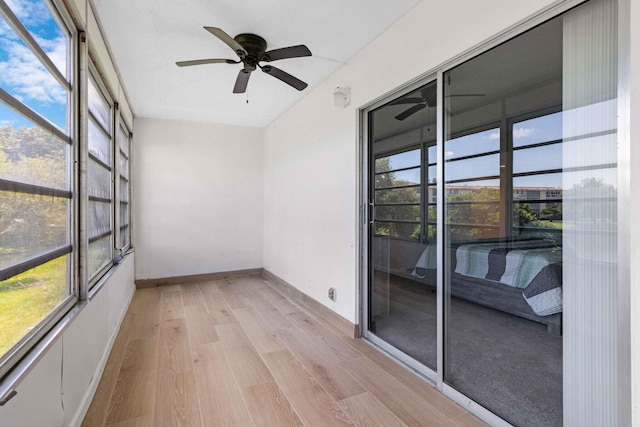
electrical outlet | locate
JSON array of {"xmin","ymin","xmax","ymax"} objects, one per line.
[{"xmin": 328, "ymin": 287, "xmax": 337, "ymax": 302}]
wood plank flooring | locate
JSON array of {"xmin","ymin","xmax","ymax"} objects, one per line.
[{"xmin": 82, "ymin": 277, "xmax": 487, "ymax": 427}]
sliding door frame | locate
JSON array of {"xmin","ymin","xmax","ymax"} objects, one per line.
[{"xmin": 358, "ymin": 0, "xmax": 631, "ymax": 425}]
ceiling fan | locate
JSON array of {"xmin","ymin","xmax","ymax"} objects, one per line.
[
  {"xmin": 176, "ymin": 27, "xmax": 312, "ymax": 94},
  {"xmin": 392, "ymin": 85, "xmax": 485, "ymax": 120}
]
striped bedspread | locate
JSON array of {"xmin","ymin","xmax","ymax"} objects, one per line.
[{"xmin": 412, "ymin": 239, "xmax": 563, "ymax": 316}]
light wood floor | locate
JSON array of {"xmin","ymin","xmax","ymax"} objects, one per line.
[{"xmin": 81, "ymin": 276, "xmax": 487, "ymax": 427}]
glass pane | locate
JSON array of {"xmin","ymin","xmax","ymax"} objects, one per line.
[
  {"xmin": 513, "ymin": 112, "xmax": 562, "ymax": 147},
  {"xmin": 444, "ymin": 128, "xmax": 499, "ymax": 159},
  {"xmin": 445, "ymin": 153, "xmax": 500, "ymax": 182},
  {"xmin": 1, "ymin": 0, "xmax": 69, "ymax": 77},
  {"xmin": 118, "ymin": 124, "xmax": 129, "ymax": 157},
  {"xmin": 120, "ymin": 177, "xmax": 129, "ymax": 202},
  {"xmin": 88, "ymin": 118, "xmax": 111, "ymax": 166},
  {"xmin": 119, "ymin": 225, "xmax": 129, "ymax": 249},
  {"xmin": 119, "ymin": 201, "xmax": 129, "ymax": 227},
  {"xmin": 368, "ymin": 81, "xmax": 437, "ymax": 371},
  {"xmin": 88, "ymin": 158, "xmax": 111, "ymax": 199},
  {"xmin": 375, "ymin": 187, "xmax": 419, "ymax": 204},
  {"xmin": 427, "ymin": 145, "xmax": 436, "ymax": 164},
  {"xmin": 0, "ymin": 255, "xmax": 69, "ymax": 357},
  {"xmin": 0, "ymin": 17, "xmax": 68, "ymax": 131},
  {"xmin": 375, "ymin": 205, "xmax": 420, "ymax": 222},
  {"xmin": 0, "ymin": 191, "xmax": 69, "ymax": 270},
  {"xmin": 88, "ymin": 77, "xmax": 111, "ymax": 133},
  {"xmin": 375, "ymin": 149, "xmax": 420, "ymax": 173},
  {"xmin": 0, "ymin": 107, "xmax": 69, "ymax": 190},
  {"xmin": 88, "ymin": 200, "xmax": 111, "ymax": 238},
  {"xmin": 375, "ymin": 167, "xmax": 420, "ymax": 188},
  {"xmin": 118, "ymin": 153, "xmax": 129, "ymax": 180},
  {"xmin": 444, "ymin": 14, "xmax": 565, "ymax": 427},
  {"xmin": 513, "ymin": 143, "xmax": 562, "ymax": 174},
  {"xmin": 374, "ymin": 221, "xmax": 420, "ymax": 240},
  {"xmin": 88, "ymin": 235, "xmax": 111, "ymax": 280}
]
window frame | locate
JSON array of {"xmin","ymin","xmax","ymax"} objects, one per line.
[
  {"xmin": 115, "ymin": 113, "xmax": 132, "ymax": 254},
  {"xmin": 86, "ymin": 63, "xmax": 115, "ymax": 288},
  {"xmin": 0, "ymin": 0, "xmax": 79, "ymax": 382}
]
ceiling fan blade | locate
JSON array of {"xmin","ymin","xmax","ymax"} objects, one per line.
[
  {"xmin": 261, "ymin": 45, "xmax": 312, "ymax": 62},
  {"xmin": 204, "ymin": 27, "xmax": 248, "ymax": 58},
  {"xmin": 233, "ymin": 69, "xmax": 251, "ymax": 93},
  {"xmin": 176, "ymin": 58, "xmax": 239, "ymax": 67},
  {"xmin": 395, "ymin": 103, "xmax": 427, "ymax": 121},
  {"xmin": 390, "ymin": 97, "xmax": 424, "ymax": 105},
  {"xmin": 261, "ymin": 65, "xmax": 308, "ymax": 91}
]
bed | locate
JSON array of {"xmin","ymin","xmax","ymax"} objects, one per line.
[{"xmin": 412, "ymin": 238, "xmax": 563, "ymax": 334}]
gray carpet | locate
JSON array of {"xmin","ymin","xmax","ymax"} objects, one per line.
[{"xmin": 373, "ymin": 275, "xmax": 562, "ymax": 427}]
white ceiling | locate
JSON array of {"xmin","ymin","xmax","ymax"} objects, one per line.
[{"xmin": 92, "ymin": 0, "xmax": 421, "ymax": 128}]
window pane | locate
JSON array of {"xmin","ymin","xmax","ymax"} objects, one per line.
[
  {"xmin": 88, "ymin": 118, "xmax": 111, "ymax": 167},
  {"xmin": 375, "ymin": 167, "xmax": 420, "ymax": 188},
  {"xmin": 118, "ymin": 124, "xmax": 129, "ymax": 157},
  {"xmin": 88, "ymin": 158, "xmax": 111, "ymax": 199},
  {"xmin": 88, "ymin": 77, "xmax": 111, "ymax": 133},
  {"xmin": 1, "ymin": 0, "xmax": 69, "ymax": 77},
  {"xmin": 375, "ymin": 205, "xmax": 420, "ymax": 222},
  {"xmin": 119, "ymin": 201, "xmax": 129, "ymax": 227},
  {"xmin": 513, "ymin": 112, "xmax": 562, "ymax": 147},
  {"xmin": 88, "ymin": 200, "xmax": 111, "ymax": 238},
  {"xmin": 375, "ymin": 187, "xmax": 419, "ymax": 204},
  {"xmin": 374, "ymin": 221, "xmax": 420, "ymax": 240},
  {"xmin": 119, "ymin": 225, "xmax": 129, "ymax": 249},
  {"xmin": 0, "ymin": 106, "xmax": 71, "ymax": 190},
  {"xmin": 120, "ymin": 177, "xmax": 129, "ymax": 202},
  {"xmin": 375, "ymin": 149, "xmax": 420, "ymax": 173},
  {"xmin": 118, "ymin": 153, "xmax": 129, "ymax": 180},
  {"xmin": 444, "ymin": 128, "xmax": 499, "ymax": 159},
  {"xmin": 0, "ymin": 17, "xmax": 68, "ymax": 132},
  {"xmin": 445, "ymin": 153, "xmax": 500, "ymax": 182},
  {"xmin": 513, "ymin": 143, "xmax": 562, "ymax": 174},
  {"xmin": 0, "ymin": 255, "xmax": 69, "ymax": 357},
  {"xmin": 88, "ymin": 235, "xmax": 111, "ymax": 279},
  {"xmin": 0, "ymin": 190, "xmax": 69, "ymax": 270},
  {"xmin": 0, "ymin": 108, "xmax": 69, "ymax": 190}
]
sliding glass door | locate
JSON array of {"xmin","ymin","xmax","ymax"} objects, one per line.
[
  {"xmin": 367, "ymin": 81, "xmax": 438, "ymax": 371},
  {"xmin": 363, "ymin": 0, "xmax": 620, "ymax": 425}
]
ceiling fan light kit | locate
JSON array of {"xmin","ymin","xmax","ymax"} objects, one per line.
[{"xmin": 176, "ymin": 27, "xmax": 312, "ymax": 94}]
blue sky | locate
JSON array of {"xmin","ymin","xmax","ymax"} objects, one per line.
[{"xmin": 0, "ymin": 0, "xmax": 68, "ymax": 131}]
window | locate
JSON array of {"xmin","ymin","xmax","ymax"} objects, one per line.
[
  {"xmin": 87, "ymin": 70, "xmax": 114, "ymax": 286},
  {"xmin": 116, "ymin": 118, "xmax": 131, "ymax": 252},
  {"xmin": 373, "ymin": 148, "xmax": 421, "ymax": 240},
  {"xmin": 0, "ymin": 0, "xmax": 76, "ymax": 379}
]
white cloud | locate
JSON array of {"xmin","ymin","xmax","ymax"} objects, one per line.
[
  {"xmin": 445, "ymin": 150, "xmax": 455, "ymax": 157},
  {"xmin": 513, "ymin": 126, "xmax": 534, "ymax": 139},
  {"xmin": 4, "ymin": 0, "xmax": 51, "ymax": 27},
  {"xmin": 0, "ymin": 119, "xmax": 15, "ymax": 127},
  {"xmin": 0, "ymin": 38, "xmax": 67, "ymax": 105},
  {"xmin": 489, "ymin": 131, "xmax": 500, "ymax": 140}
]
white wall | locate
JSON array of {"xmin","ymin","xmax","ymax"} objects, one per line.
[
  {"xmin": 0, "ymin": 255, "xmax": 136, "ymax": 427},
  {"xmin": 133, "ymin": 118, "xmax": 264, "ymax": 280},
  {"xmin": 263, "ymin": 0, "xmax": 557, "ymax": 323}
]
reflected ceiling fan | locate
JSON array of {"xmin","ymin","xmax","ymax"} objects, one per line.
[
  {"xmin": 392, "ymin": 85, "xmax": 485, "ymax": 120},
  {"xmin": 176, "ymin": 27, "xmax": 312, "ymax": 94}
]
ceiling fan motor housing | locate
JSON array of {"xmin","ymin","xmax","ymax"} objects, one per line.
[{"xmin": 234, "ymin": 33, "xmax": 268, "ymax": 71}]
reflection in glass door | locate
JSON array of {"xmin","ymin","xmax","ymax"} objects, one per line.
[
  {"xmin": 363, "ymin": 0, "xmax": 620, "ymax": 425},
  {"xmin": 443, "ymin": 0, "xmax": 617, "ymax": 425},
  {"xmin": 368, "ymin": 81, "xmax": 438, "ymax": 370}
]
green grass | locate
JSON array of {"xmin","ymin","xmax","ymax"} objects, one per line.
[{"xmin": 0, "ymin": 256, "xmax": 67, "ymax": 356}]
